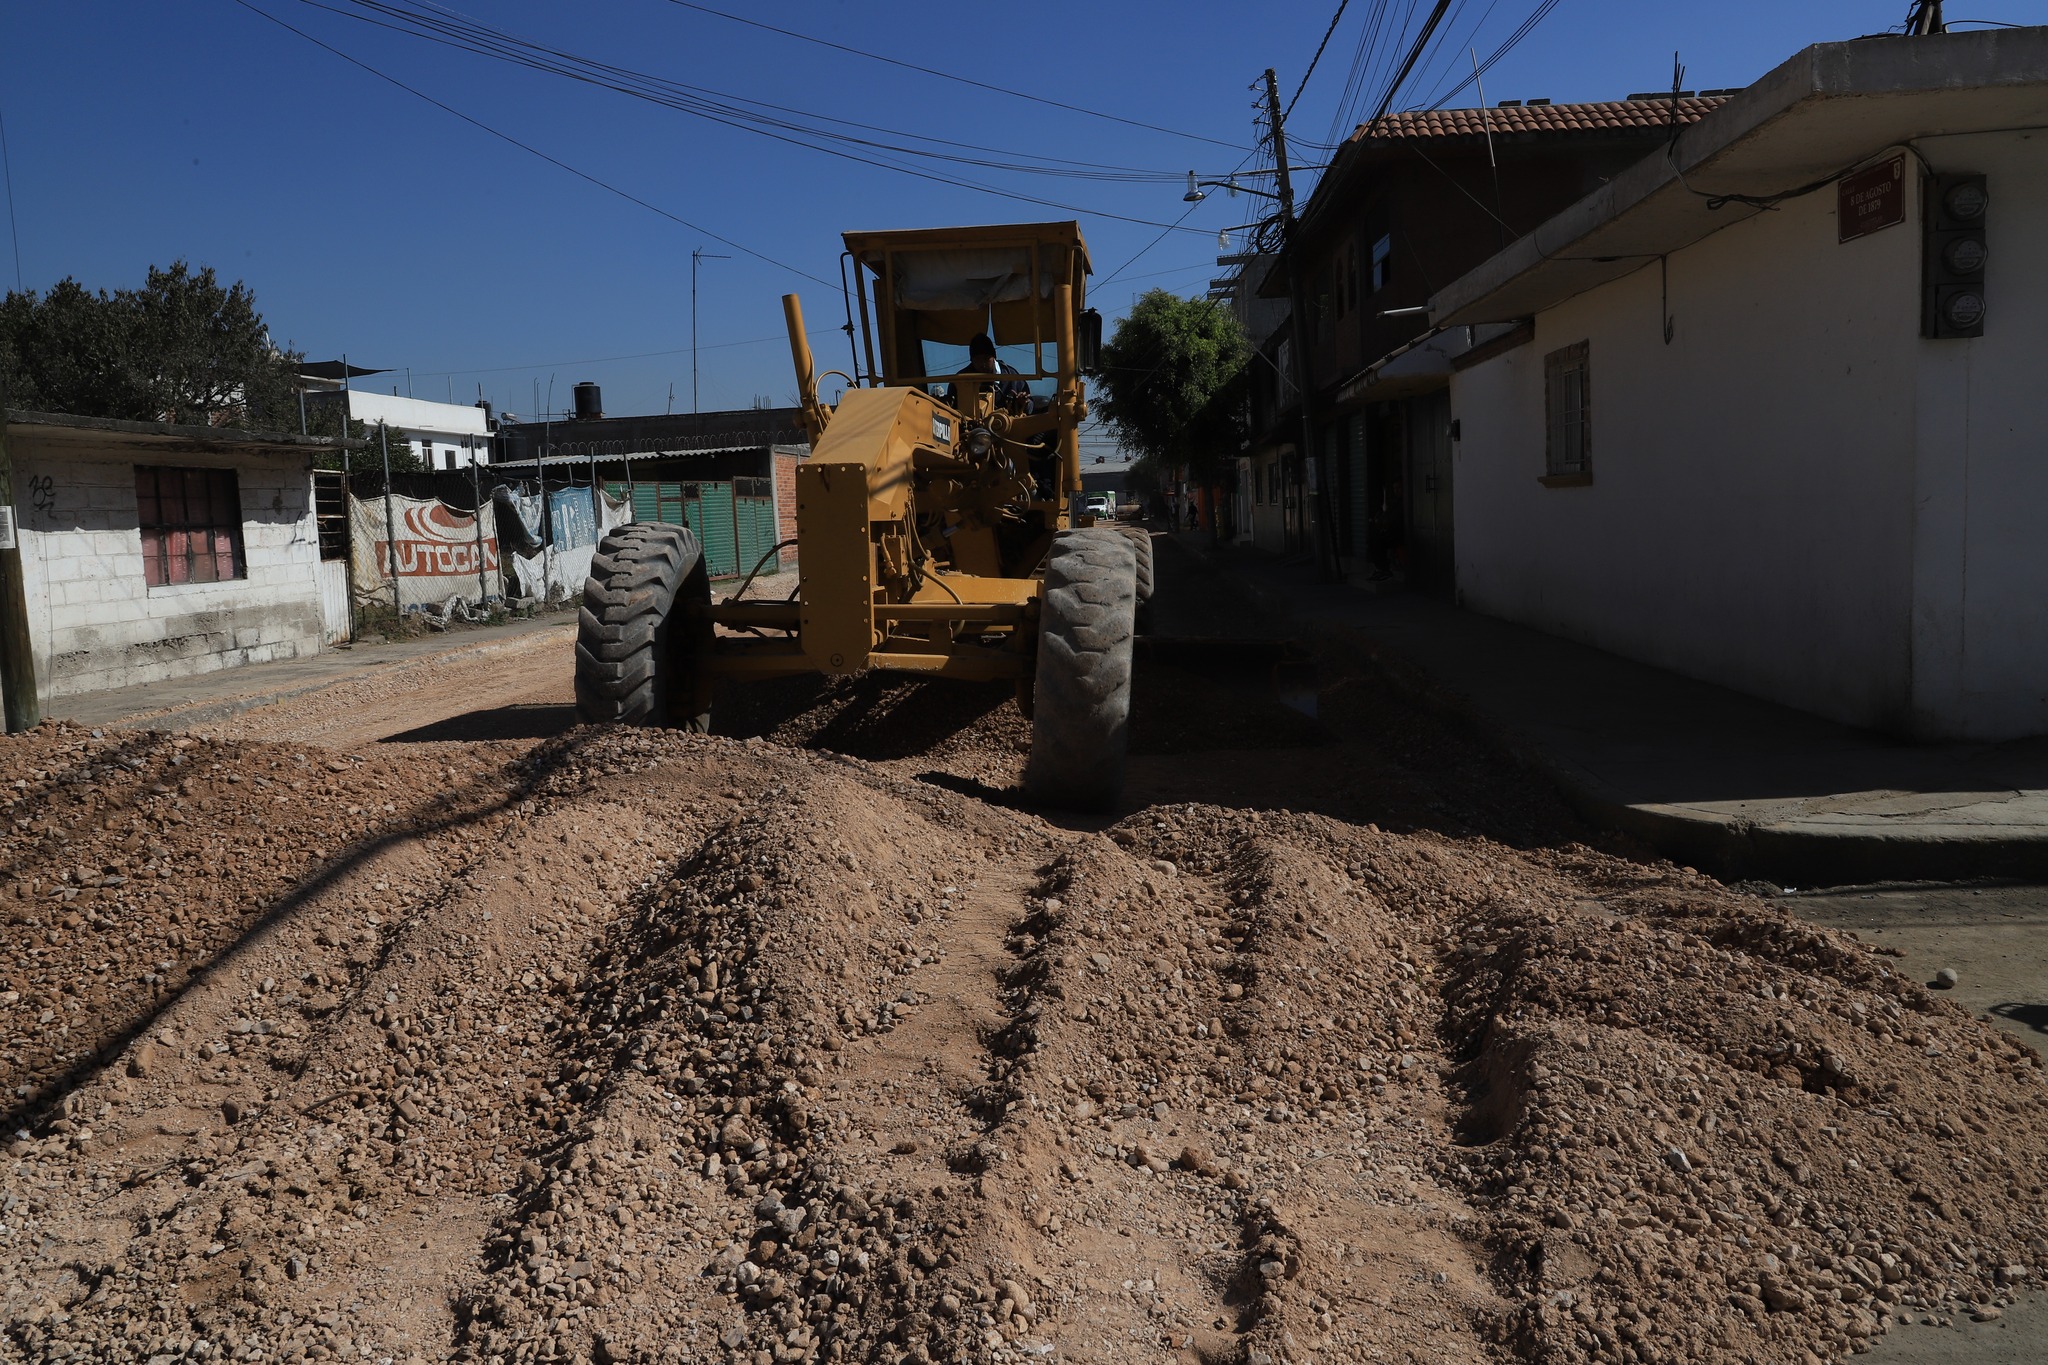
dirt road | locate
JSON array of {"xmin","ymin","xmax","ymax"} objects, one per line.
[{"xmin": 3, "ymin": 538, "xmax": 2044, "ymax": 1365}]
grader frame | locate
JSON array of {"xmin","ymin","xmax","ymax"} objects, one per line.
[
  {"xmin": 708, "ymin": 222, "xmax": 1099, "ymax": 684},
  {"xmin": 576, "ymin": 220, "xmax": 1146, "ymax": 807}
]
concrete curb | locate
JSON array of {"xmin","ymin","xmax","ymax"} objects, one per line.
[
  {"xmin": 103, "ymin": 620, "xmax": 575, "ymax": 734},
  {"xmin": 1171, "ymin": 536, "xmax": 2048, "ymax": 887}
]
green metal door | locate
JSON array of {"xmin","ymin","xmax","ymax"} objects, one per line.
[
  {"xmin": 690, "ymin": 481, "xmax": 739, "ymax": 578},
  {"xmin": 755, "ymin": 495, "xmax": 780, "ymax": 573},
  {"xmin": 733, "ymin": 476, "xmax": 779, "ymax": 577}
]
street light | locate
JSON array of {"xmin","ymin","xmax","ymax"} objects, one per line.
[{"xmin": 1188, "ymin": 176, "xmax": 1280, "ymax": 202}]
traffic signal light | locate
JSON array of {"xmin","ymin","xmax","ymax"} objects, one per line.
[{"xmin": 1922, "ymin": 173, "xmax": 1987, "ymax": 339}]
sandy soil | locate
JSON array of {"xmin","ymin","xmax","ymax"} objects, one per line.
[{"xmin": 2, "ymin": 540, "xmax": 2044, "ymax": 1365}]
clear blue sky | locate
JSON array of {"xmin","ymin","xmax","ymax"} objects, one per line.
[{"xmin": 0, "ymin": 0, "xmax": 1958, "ymax": 438}]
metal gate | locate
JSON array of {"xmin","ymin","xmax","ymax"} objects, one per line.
[
  {"xmin": 605, "ymin": 479, "xmax": 745, "ymax": 579},
  {"xmin": 315, "ymin": 560, "xmax": 350, "ymax": 644}
]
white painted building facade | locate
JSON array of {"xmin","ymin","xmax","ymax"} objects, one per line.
[
  {"xmin": 336, "ymin": 391, "xmax": 492, "ymax": 470},
  {"xmin": 1435, "ymin": 29, "xmax": 2048, "ymax": 741},
  {"xmin": 5, "ymin": 412, "xmax": 343, "ymax": 699}
]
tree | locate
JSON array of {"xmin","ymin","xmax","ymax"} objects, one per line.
[
  {"xmin": 1091, "ymin": 290, "xmax": 1250, "ymax": 487},
  {"xmin": 0, "ymin": 261, "xmax": 303, "ymax": 428},
  {"xmin": 301, "ymin": 406, "xmax": 424, "ymax": 475}
]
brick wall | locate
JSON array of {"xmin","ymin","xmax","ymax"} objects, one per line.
[
  {"xmin": 13, "ymin": 437, "xmax": 326, "ymax": 698},
  {"xmin": 772, "ymin": 447, "xmax": 802, "ymax": 568}
]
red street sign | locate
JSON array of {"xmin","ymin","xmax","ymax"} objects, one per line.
[{"xmin": 1839, "ymin": 156, "xmax": 1906, "ymax": 243}]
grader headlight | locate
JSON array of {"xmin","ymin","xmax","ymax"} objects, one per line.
[{"xmin": 965, "ymin": 426, "xmax": 994, "ymax": 459}]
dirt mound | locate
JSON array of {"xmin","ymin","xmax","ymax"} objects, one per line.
[
  {"xmin": 0, "ymin": 723, "xmax": 511, "ymax": 1130},
  {"xmin": 2, "ymin": 723, "xmax": 2042, "ymax": 1364}
]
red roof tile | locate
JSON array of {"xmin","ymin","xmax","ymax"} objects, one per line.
[{"xmin": 1349, "ymin": 96, "xmax": 1729, "ymax": 142}]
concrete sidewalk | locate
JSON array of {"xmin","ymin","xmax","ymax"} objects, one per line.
[
  {"xmin": 46, "ymin": 610, "xmax": 578, "ymax": 732},
  {"xmin": 1159, "ymin": 529, "xmax": 2048, "ymax": 886}
]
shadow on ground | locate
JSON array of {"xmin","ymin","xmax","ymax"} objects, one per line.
[
  {"xmin": 1991, "ymin": 1002, "xmax": 2048, "ymax": 1034},
  {"xmin": 383, "ymin": 704, "xmax": 581, "ymax": 744}
]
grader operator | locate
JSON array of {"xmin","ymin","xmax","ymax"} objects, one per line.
[{"xmin": 573, "ymin": 221, "xmax": 1152, "ymax": 808}]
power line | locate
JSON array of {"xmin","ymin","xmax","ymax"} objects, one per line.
[
  {"xmin": 303, "ymin": 0, "xmax": 1201, "ymax": 183},
  {"xmin": 1365, "ymin": 0, "xmax": 1457, "ymax": 128},
  {"xmin": 1420, "ymin": 0, "xmax": 1564, "ymax": 111},
  {"xmin": 1288, "ymin": 0, "xmax": 1353, "ymax": 118},
  {"xmin": 282, "ymin": 0, "xmax": 1222, "ymax": 234},
  {"xmin": 661, "ymin": 0, "xmax": 1246, "ymax": 152},
  {"xmin": 0, "ymin": 96, "xmax": 20, "ymax": 292},
  {"xmin": 232, "ymin": 0, "xmax": 841, "ymax": 287},
  {"xmin": 1323, "ymin": 0, "xmax": 1398, "ymax": 146},
  {"xmin": 404, "ymin": 329, "xmax": 842, "ymax": 380}
]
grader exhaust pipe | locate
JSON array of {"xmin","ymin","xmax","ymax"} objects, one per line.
[{"xmin": 784, "ymin": 292, "xmax": 828, "ymax": 444}]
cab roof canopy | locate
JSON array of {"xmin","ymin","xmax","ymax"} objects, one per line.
[{"xmin": 844, "ymin": 221, "xmax": 1090, "ymax": 349}]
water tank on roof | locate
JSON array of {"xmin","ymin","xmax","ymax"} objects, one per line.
[{"xmin": 573, "ymin": 382, "xmax": 603, "ymax": 420}]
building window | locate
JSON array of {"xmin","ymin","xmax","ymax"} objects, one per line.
[
  {"xmin": 136, "ymin": 465, "xmax": 246, "ymax": 587},
  {"xmin": 1335, "ymin": 242, "xmax": 1359, "ymax": 319},
  {"xmin": 1544, "ymin": 341, "xmax": 1592, "ymax": 478},
  {"xmin": 443, "ymin": 450, "xmax": 456, "ymax": 470},
  {"xmin": 1370, "ymin": 234, "xmax": 1393, "ymax": 293}
]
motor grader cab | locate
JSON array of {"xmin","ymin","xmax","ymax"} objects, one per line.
[{"xmin": 574, "ymin": 221, "xmax": 1153, "ymax": 807}]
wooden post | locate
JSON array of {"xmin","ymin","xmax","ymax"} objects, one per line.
[
  {"xmin": 470, "ymin": 449, "xmax": 487, "ymax": 610},
  {"xmin": 380, "ymin": 426, "xmax": 400, "ymax": 615},
  {"xmin": 0, "ymin": 417, "xmax": 44, "ymax": 731},
  {"xmin": 339, "ymin": 355, "xmax": 359, "ymax": 643}
]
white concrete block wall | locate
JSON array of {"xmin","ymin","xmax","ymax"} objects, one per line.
[
  {"xmin": 1453, "ymin": 168, "xmax": 1924, "ymax": 734},
  {"xmin": 11, "ymin": 437, "xmax": 327, "ymax": 698},
  {"xmin": 1452, "ymin": 128, "xmax": 2048, "ymax": 741}
]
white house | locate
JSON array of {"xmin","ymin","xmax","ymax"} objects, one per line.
[
  {"xmin": 1433, "ymin": 27, "xmax": 2048, "ymax": 741},
  {"xmin": 332, "ymin": 390, "xmax": 492, "ymax": 471},
  {"xmin": 4, "ymin": 411, "xmax": 349, "ymax": 700}
]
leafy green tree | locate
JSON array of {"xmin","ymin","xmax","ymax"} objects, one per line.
[
  {"xmin": 0, "ymin": 261, "xmax": 302, "ymax": 427},
  {"xmin": 1092, "ymin": 290, "xmax": 1249, "ymax": 487}
]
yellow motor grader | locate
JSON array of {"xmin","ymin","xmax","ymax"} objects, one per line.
[{"xmin": 574, "ymin": 221, "xmax": 1151, "ymax": 808}]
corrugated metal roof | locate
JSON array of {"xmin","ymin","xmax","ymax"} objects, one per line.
[{"xmin": 1349, "ymin": 96, "xmax": 1729, "ymax": 143}]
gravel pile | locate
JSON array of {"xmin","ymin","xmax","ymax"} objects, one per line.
[{"xmin": 1, "ymin": 722, "xmax": 2041, "ymax": 1364}]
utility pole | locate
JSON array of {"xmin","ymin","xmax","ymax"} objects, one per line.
[
  {"xmin": 1263, "ymin": 68, "xmax": 1339, "ymax": 581},
  {"xmin": 0, "ymin": 416, "xmax": 42, "ymax": 731},
  {"xmin": 692, "ymin": 247, "xmax": 730, "ymax": 414}
]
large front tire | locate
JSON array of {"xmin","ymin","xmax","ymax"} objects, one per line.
[
  {"xmin": 574, "ymin": 523, "xmax": 714, "ymax": 730},
  {"xmin": 1023, "ymin": 529, "xmax": 1138, "ymax": 810}
]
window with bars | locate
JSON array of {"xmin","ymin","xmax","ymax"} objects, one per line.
[
  {"xmin": 1543, "ymin": 341, "xmax": 1592, "ymax": 479},
  {"xmin": 135, "ymin": 465, "xmax": 246, "ymax": 587}
]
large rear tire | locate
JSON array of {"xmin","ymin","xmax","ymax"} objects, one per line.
[
  {"xmin": 575, "ymin": 523, "xmax": 714, "ymax": 731},
  {"xmin": 1023, "ymin": 529, "xmax": 1138, "ymax": 810}
]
